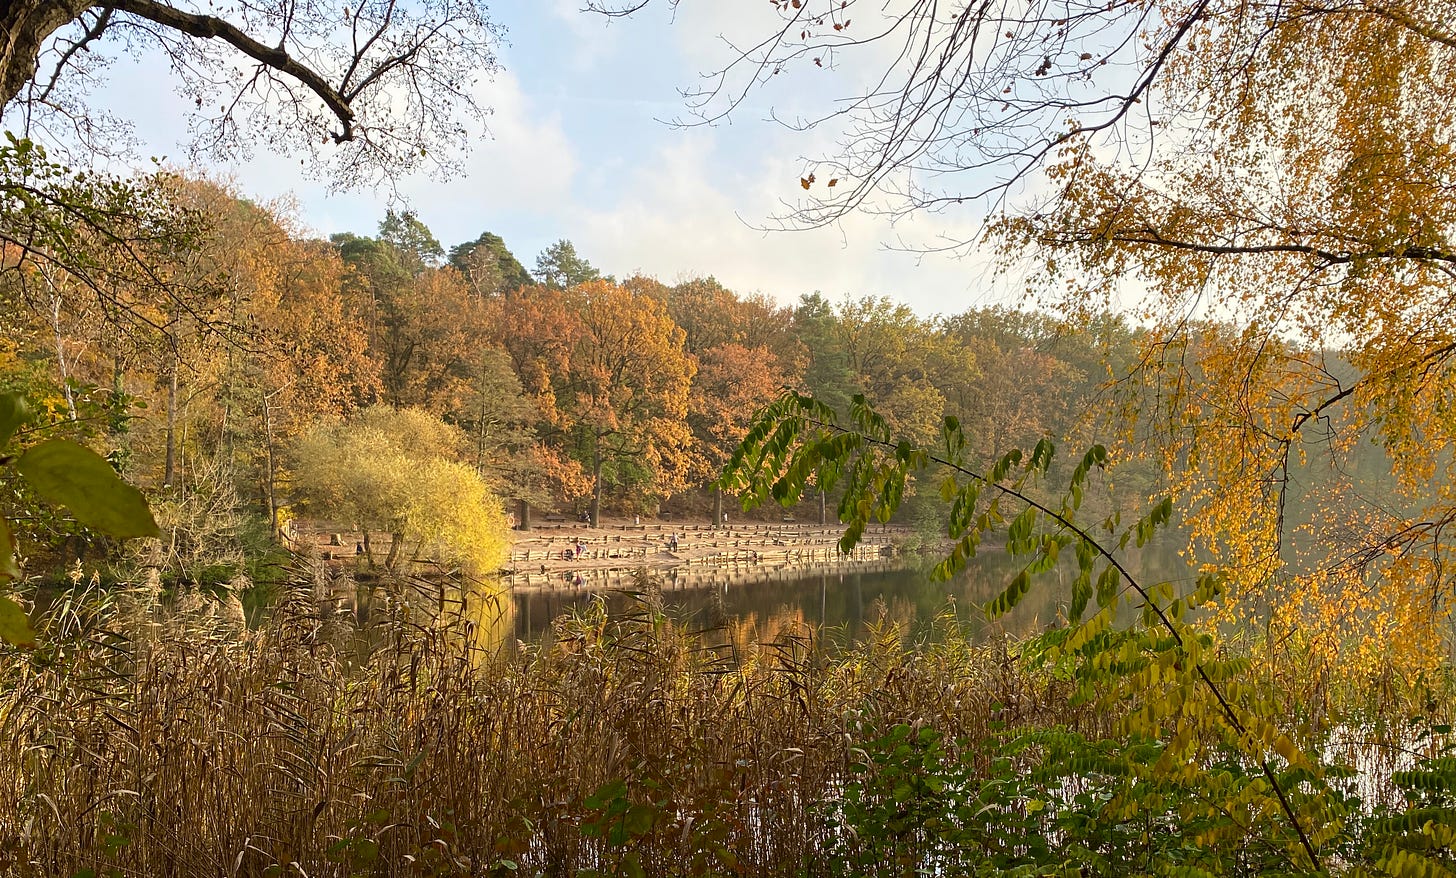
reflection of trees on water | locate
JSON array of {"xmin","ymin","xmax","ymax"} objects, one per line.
[
  {"xmin": 505, "ymin": 545, "xmax": 1192, "ymax": 650},
  {"xmin": 320, "ymin": 570, "xmax": 516, "ymax": 661}
]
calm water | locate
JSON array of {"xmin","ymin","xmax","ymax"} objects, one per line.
[{"xmin": 510, "ymin": 547, "xmax": 1189, "ymax": 647}]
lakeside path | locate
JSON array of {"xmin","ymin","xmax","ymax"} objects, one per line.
[{"xmin": 506, "ymin": 517, "xmax": 913, "ymax": 591}]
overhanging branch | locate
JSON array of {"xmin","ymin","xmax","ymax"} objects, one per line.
[{"xmin": 104, "ymin": 0, "xmax": 357, "ymax": 142}]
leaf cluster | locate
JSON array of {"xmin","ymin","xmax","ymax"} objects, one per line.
[{"xmin": 0, "ymin": 391, "xmax": 158, "ymax": 645}]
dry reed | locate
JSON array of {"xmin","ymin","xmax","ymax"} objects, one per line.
[{"xmin": 0, "ymin": 569, "xmax": 1086, "ymax": 878}]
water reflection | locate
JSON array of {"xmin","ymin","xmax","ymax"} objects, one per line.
[{"xmin": 512, "ymin": 547, "xmax": 1191, "ymax": 649}]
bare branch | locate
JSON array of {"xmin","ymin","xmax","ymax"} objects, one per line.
[{"xmin": 105, "ymin": 0, "xmax": 357, "ymax": 142}]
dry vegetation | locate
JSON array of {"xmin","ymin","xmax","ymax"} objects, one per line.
[{"xmin": 0, "ymin": 573, "xmax": 1086, "ymax": 877}]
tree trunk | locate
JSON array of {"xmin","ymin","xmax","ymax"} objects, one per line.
[
  {"xmin": 262, "ymin": 390, "xmax": 279, "ymax": 537},
  {"xmin": 0, "ymin": 0, "xmax": 85, "ymax": 111},
  {"xmin": 820, "ymin": 489, "xmax": 827, "ymax": 526},
  {"xmin": 163, "ymin": 354, "xmax": 178, "ymax": 488},
  {"xmin": 362, "ymin": 531, "xmax": 375, "ymax": 568},
  {"xmin": 712, "ymin": 486, "xmax": 723, "ymax": 529},
  {"xmin": 517, "ymin": 498, "xmax": 531, "ymax": 531},
  {"xmin": 590, "ymin": 435, "xmax": 602, "ymax": 528},
  {"xmin": 109, "ymin": 354, "xmax": 128, "ymax": 438},
  {"xmin": 385, "ymin": 530, "xmax": 404, "ymax": 570},
  {"xmin": 47, "ymin": 275, "xmax": 77, "ymax": 422}
]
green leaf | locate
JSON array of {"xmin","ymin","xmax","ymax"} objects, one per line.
[
  {"xmin": 1096, "ymin": 564, "xmax": 1121, "ymax": 608},
  {"xmin": 15, "ymin": 439, "xmax": 159, "ymax": 538},
  {"xmin": 0, "ymin": 594, "xmax": 35, "ymax": 647},
  {"xmin": 585, "ymin": 779, "xmax": 627, "ymax": 810},
  {"xmin": 621, "ymin": 852, "xmax": 646, "ymax": 878},
  {"xmin": 623, "ymin": 803, "xmax": 657, "ymax": 836},
  {"xmin": 0, "ymin": 392, "xmax": 30, "ymax": 449},
  {"xmin": 0, "ymin": 517, "xmax": 18, "ymax": 582}
]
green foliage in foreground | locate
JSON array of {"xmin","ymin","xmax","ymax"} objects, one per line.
[
  {"xmin": 719, "ymin": 390, "xmax": 1456, "ymax": 876},
  {"xmin": 0, "ymin": 392, "xmax": 157, "ymax": 645}
]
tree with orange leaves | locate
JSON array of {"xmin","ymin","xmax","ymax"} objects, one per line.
[{"xmin": 559, "ymin": 280, "xmax": 696, "ymax": 525}]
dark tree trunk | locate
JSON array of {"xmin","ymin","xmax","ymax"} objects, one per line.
[
  {"xmin": 0, "ymin": 0, "xmax": 84, "ymax": 111},
  {"xmin": 385, "ymin": 531, "xmax": 405, "ymax": 570},
  {"xmin": 590, "ymin": 436, "xmax": 602, "ymax": 528}
]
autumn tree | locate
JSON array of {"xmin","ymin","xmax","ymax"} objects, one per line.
[
  {"xmin": 939, "ymin": 308, "xmax": 1080, "ymax": 459},
  {"xmin": 636, "ymin": 274, "xmax": 800, "ymax": 519},
  {"xmin": 557, "ymin": 280, "xmax": 695, "ymax": 525},
  {"xmin": 833, "ymin": 296, "xmax": 957, "ymax": 445},
  {"xmin": 457, "ymin": 345, "xmax": 570, "ymax": 523},
  {"xmin": 690, "ymin": 342, "xmax": 789, "ymax": 525},
  {"xmin": 479, "ymin": 284, "xmax": 593, "ymax": 522},
  {"xmin": 644, "ymin": 275, "xmax": 803, "ymax": 364},
  {"xmin": 0, "ymin": 0, "xmax": 502, "ymax": 417},
  {"xmin": 244, "ymin": 233, "xmax": 378, "ymax": 531},
  {"xmin": 292, "ymin": 405, "xmax": 509, "ymax": 573}
]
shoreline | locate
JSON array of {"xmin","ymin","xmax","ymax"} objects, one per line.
[
  {"xmin": 301, "ymin": 517, "xmax": 921, "ymax": 591},
  {"xmin": 505, "ymin": 518, "xmax": 914, "ymax": 590}
]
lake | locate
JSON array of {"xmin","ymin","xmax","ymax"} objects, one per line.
[{"xmin": 509, "ymin": 545, "xmax": 1190, "ymax": 648}]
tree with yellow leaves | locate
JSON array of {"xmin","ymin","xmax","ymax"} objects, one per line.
[{"xmin": 292, "ymin": 405, "xmax": 509, "ymax": 574}]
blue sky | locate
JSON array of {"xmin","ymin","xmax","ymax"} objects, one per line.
[{"xmin": 92, "ymin": 1, "xmax": 1022, "ymax": 317}]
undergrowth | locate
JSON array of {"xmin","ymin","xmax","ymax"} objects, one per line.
[
  {"xmin": 0, "ymin": 573, "xmax": 1452, "ymax": 877},
  {"xmin": 0, "ymin": 574, "xmax": 1085, "ymax": 877}
]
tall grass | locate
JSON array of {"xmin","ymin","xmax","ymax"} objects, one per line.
[{"xmin": 0, "ymin": 571, "xmax": 1086, "ymax": 877}]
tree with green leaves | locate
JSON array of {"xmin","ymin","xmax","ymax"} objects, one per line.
[
  {"xmin": 533, "ymin": 239, "xmax": 602, "ymax": 290},
  {"xmin": 334, "ymin": 217, "xmax": 484, "ymax": 412},
  {"xmin": 722, "ymin": 391, "xmax": 1332, "ymax": 873},
  {"xmin": 378, "ymin": 210, "xmax": 445, "ymax": 271},
  {"xmin": 448, "ymin": 231, "xmax": 532, "ymax": 298}
]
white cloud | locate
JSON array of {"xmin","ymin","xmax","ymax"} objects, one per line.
[
  {"xmin": 222, "ymin": 70, "xmax": 580, "ymax": 243},
  {"xmin": 574, "ymin": 130, "xmax": 1018, "ymax": 316}
]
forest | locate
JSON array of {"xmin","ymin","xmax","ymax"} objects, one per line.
[
  {"xmin": 0, "ymin": 180, "xmax": 1137, "ymax": 578},
  {"xmin": 4, "ymin": 0, "xmax": 1456, "ymax": 874}
]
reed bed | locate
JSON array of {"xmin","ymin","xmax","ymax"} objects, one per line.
[{"xmin": 0, "ymin": 574, "xmax": 1087, "ymax": 878}]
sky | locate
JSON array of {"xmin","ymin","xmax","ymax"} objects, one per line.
[{"xmin": 88, "ymin": 1, "xmax": 1026, "ymax": 317}]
